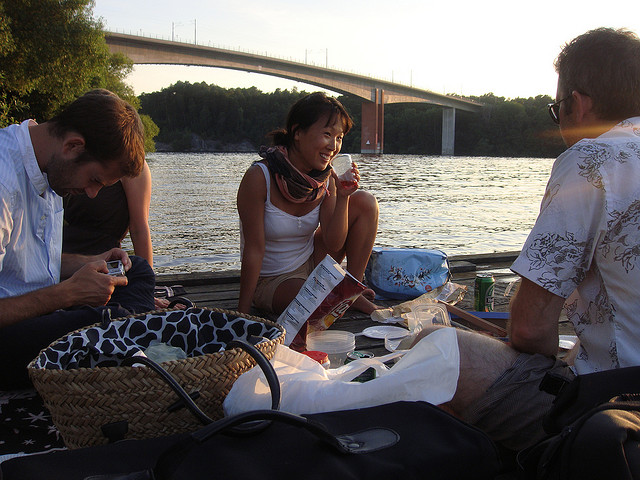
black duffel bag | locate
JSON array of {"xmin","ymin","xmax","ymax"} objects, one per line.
[{"xmin": 1, "ymin": 401, "xmax": 502, "ymax": 480}]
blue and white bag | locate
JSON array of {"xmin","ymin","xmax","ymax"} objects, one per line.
[{"xmin": 365, "ymin": 247, "xmax": 451, "ymax": 300}]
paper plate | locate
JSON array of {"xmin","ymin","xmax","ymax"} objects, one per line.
[
  {"xmin": 559, "ymin": 335, "xmax": 578, "ymax": 350},
  {"xmin": 362, "ymin": 325, "xmax": 409, "ymax": 339}
]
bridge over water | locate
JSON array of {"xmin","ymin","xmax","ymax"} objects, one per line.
[{"xmin": 105, "ymin": 32, "xmax": 483, "ymax": 155}]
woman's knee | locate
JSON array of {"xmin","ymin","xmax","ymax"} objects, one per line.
[{"xmin": 349, "ymin": 191, "xmax": 379, "ymax": 220}]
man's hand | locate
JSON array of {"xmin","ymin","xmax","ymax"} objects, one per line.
[
  {"xmin": 96, "ymin": 248, "xmax": 132, "ymax": 272},
  {"xmin": 65, "ymin": 261, "xmax": 128, "ymax": 307},
  {"xmin": 62, "ymin": 248, "xmax": 132, "ymax": 279}
]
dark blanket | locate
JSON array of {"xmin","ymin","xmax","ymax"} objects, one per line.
[{"xmin": 0, "ymin": 389, "xmax": 66, "ymax": 462}]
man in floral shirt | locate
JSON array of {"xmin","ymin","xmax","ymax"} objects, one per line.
[{"xmin": 415, "ymin": 27, "xmax": 640, "ymax": 451}]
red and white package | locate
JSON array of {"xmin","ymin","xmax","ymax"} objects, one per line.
[{"xmin": 276, "ymin": 255, "xmax": 365, "ymax": 350}]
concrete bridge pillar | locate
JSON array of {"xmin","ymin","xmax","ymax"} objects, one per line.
[
  {"xmin": 360, "ymin": 89, "xmax": 384, "ymax": 154},
  {"xmin": 441, "ymin": 107, "xmax": 456, "ymax": 156}
]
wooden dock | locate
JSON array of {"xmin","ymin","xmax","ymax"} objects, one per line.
[
  {"xmin": 155, "ymin": 251, "xmax": 546, "ymax": 355},
  {"xmin": 0, "ymin": 251, "xmax": 571, "ymax": 468}
]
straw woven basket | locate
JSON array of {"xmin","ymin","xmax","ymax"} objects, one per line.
[{"xmin": 28, "ymin": 307, "xmax": 284, "ymax": 449}]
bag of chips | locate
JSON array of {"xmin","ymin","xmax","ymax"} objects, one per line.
[{"xmin": 277, "ymin": 255, "xmax": 365, "ymax": 350}]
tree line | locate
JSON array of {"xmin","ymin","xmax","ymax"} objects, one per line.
[{"xmin": 140, "ymin": 82, "xmax": 566, "ymax": 158}]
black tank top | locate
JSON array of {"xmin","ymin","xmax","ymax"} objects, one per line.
[{"xmin": 63, "ymin": 181, "xmax": 130, "ymax": 255}]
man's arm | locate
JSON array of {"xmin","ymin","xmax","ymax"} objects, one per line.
[
  {"xmin": 0, "ymin": 282, "xmax": 75, "ymax": 328},
  {"xmin": 0, "ymin": 261, "xmax": 128, "ymax": 329},
  {"xmin": 508, "ymin": 277, "xmax": 566, "ymax": 356}
]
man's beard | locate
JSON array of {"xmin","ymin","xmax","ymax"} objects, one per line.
[
  {"xmin": 45, "ymin": 152, "xmax": 90, "ymax": 197},
  {"xmin": 44, "ymin": 153, "xmax": 68, "ymax": 196}
]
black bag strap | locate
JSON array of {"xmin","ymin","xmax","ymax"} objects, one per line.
[
  {"xmin": 518, "ymin": 394, "xmax": 640, "ymax": 479},
  {"xmin": 84, "ymin": 409, "xmax": 401, "ymax": 480},
  {"xmin": 228, "ymin": 338, "xmax": 281, "ymax": 412},
  {"xmin": 116, "ymin": 338, "xmax": 280, "ymax": 437},
  {"xmin": 542, "ymin": 365, "xmax": 640, "ymax": 434},
  {"xmin": 152, "ymin": 409, "xmax": 400, "ymax": 480},
  {"xmin": 166, "ymin": 297, "xmax": 194, "ymax": 309},
  {"xmin": 120, "ymin": 355, "xmax": 213, "ymax": 426}
]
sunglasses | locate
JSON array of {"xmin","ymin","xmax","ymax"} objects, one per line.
[{"xmin": 547, "ymin": 96, "xmax": 570, "ymax": 125}]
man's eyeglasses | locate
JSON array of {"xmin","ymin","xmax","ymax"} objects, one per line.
[{"xmin": 547, "ymin": 96, "xmax": 570, "ymax": 125}]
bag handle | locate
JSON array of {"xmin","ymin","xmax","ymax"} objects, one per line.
[
  {"xmin": 153, "ymin": 409, "xmax": 400, "ymax": 479},
  {"xmin": 117, "ymin": 337, "xmax": 280, "ymax": 432},
  {"xmin": 190, "ymin": 409, "xmax": 399, "ymax": 452}
]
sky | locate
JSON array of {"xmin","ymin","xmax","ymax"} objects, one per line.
[{"xmin": 93, "ymin": 1, "xmax": 640, "ymax": 100}]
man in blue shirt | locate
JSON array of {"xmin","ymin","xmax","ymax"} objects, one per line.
[{"xmin": 0, "ymin": 90, "xmax": 155, "ymax": 389}]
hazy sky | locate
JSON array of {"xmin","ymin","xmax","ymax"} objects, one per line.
[{"xmin": 93, "ymin": 1, "xmax": 640, "ymax": 99}]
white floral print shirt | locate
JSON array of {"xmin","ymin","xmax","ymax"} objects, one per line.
[{"xmin": 512, "ymin": 117, "xmax": 640, "ymax": 374}]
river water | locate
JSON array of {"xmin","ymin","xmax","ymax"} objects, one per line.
[{"xmin": 136, "ymin": 152, "xmax": 554, "ymax": 274}]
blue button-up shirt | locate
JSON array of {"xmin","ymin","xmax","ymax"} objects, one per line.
[{"xmin": 0, "ymin": 120, "xmax": 63, "ymax": 298}]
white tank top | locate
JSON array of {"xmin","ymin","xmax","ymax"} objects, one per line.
[{"xmin": 240, "ymin": 162, "xmax": 322, "ymax": 276}]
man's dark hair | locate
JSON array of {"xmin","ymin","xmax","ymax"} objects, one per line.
[
  {"xmin": 555, "ymin": 27, "xmax": 640, "ymax": 121},
  {"xmin": 47, "ymin": 90, "xmax": 145, "ymax": 177},
  {"xmin": 268, "ymin": 92, "xmax": 353, "ymax": 147}
]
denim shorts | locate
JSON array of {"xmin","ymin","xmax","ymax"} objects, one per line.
[{"xmin": 461, "ymin": 352, "xmax": 575, "ymax": 451}]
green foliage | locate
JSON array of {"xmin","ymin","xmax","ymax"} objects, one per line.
[
  {"xmin": 455, "ymin": 94, "xmax": 565, "ymax": 157},
  {"xmin": 140, "ymin": 114, "xmax": 159, "ymax": 153},
  {"xmin": 92, "ymin": 52, "xmax": 138, "ymax": 107},
  {"xmin": 141, "ymin": 82, "xmax": 565, "ymax": 158},
  {"xmin": 0, "ymin": 1, "xmax": 159, "ymax": 151},
  {"xmin": 0, "ymin": 0, "xmax": 110, "ymax": 123}
]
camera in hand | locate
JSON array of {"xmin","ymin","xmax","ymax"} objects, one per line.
[{"xmin": 106, "ymin": 260, "xmax": 125, "ymax": 276}]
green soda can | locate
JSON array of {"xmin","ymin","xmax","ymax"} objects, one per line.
[{"xmin": 474, "ymin": 273, "xmax": 495, "ymax": 312}]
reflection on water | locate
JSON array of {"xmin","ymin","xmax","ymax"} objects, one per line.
[{"xmin": 135, "ymin": 153, "xmax": 553, "ymax": 274}]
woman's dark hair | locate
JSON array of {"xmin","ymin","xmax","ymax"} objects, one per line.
[
  {"xmin": 268, "ymin": 92, "xmax": 353, "ymax": 147},
  {"xmin": 555, "ymin": 27, "xmax": 640, "ymax": 121}
]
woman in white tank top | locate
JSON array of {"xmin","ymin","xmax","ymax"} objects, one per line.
[{"xmin": 237, "ymin": 92, "xmax": 380, "ymax": 316}]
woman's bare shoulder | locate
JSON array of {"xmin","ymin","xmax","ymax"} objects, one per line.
[{"xmin": 238, "ymin": 162, "xmax": 267, "ymax": 197}]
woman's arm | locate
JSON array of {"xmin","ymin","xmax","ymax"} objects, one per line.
[
  {"xmin": 236, "ymin": 165, "xmax": 267, "ymax": 313},
  {"xmin": 318, "ymin": 168, "xmax": 359, "ymax": 251},
  {"xmin": 121, "ymin": 161, "xmax": 153, "ymax": 268}
]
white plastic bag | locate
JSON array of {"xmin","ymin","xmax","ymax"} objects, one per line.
[{"xmin": 223, "ymin": 327, "xmax": 460, "ymax": 416}]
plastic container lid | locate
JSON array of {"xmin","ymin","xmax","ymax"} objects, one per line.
[{"xmin": 307, "ymin": 330, "xmax": 355, "ymax": 354}]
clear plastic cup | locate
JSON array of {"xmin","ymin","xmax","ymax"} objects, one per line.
[
  {"xmin": 405, "ymin": 303, "xmax": 450, "ymax": 332},
  {"xmin": 331, "ymin": 154, "xmax": 356, "ymax": 187},
  {"xmin": 384, "ymin": 331, "xmax": 411, "ymax": 352},
  {"xmin": 307, "ymin": 330, "xmax": 355, "ymax": 368}
]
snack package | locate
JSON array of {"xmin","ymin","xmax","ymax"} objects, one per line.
[{"xmin": 277, "ymin": 255, "xmax": 365, "ymax": 349}]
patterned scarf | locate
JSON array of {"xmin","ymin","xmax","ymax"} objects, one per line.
[{"xmin": 259, "ymin": 145, "xmax": 331, "ymax": 203}]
